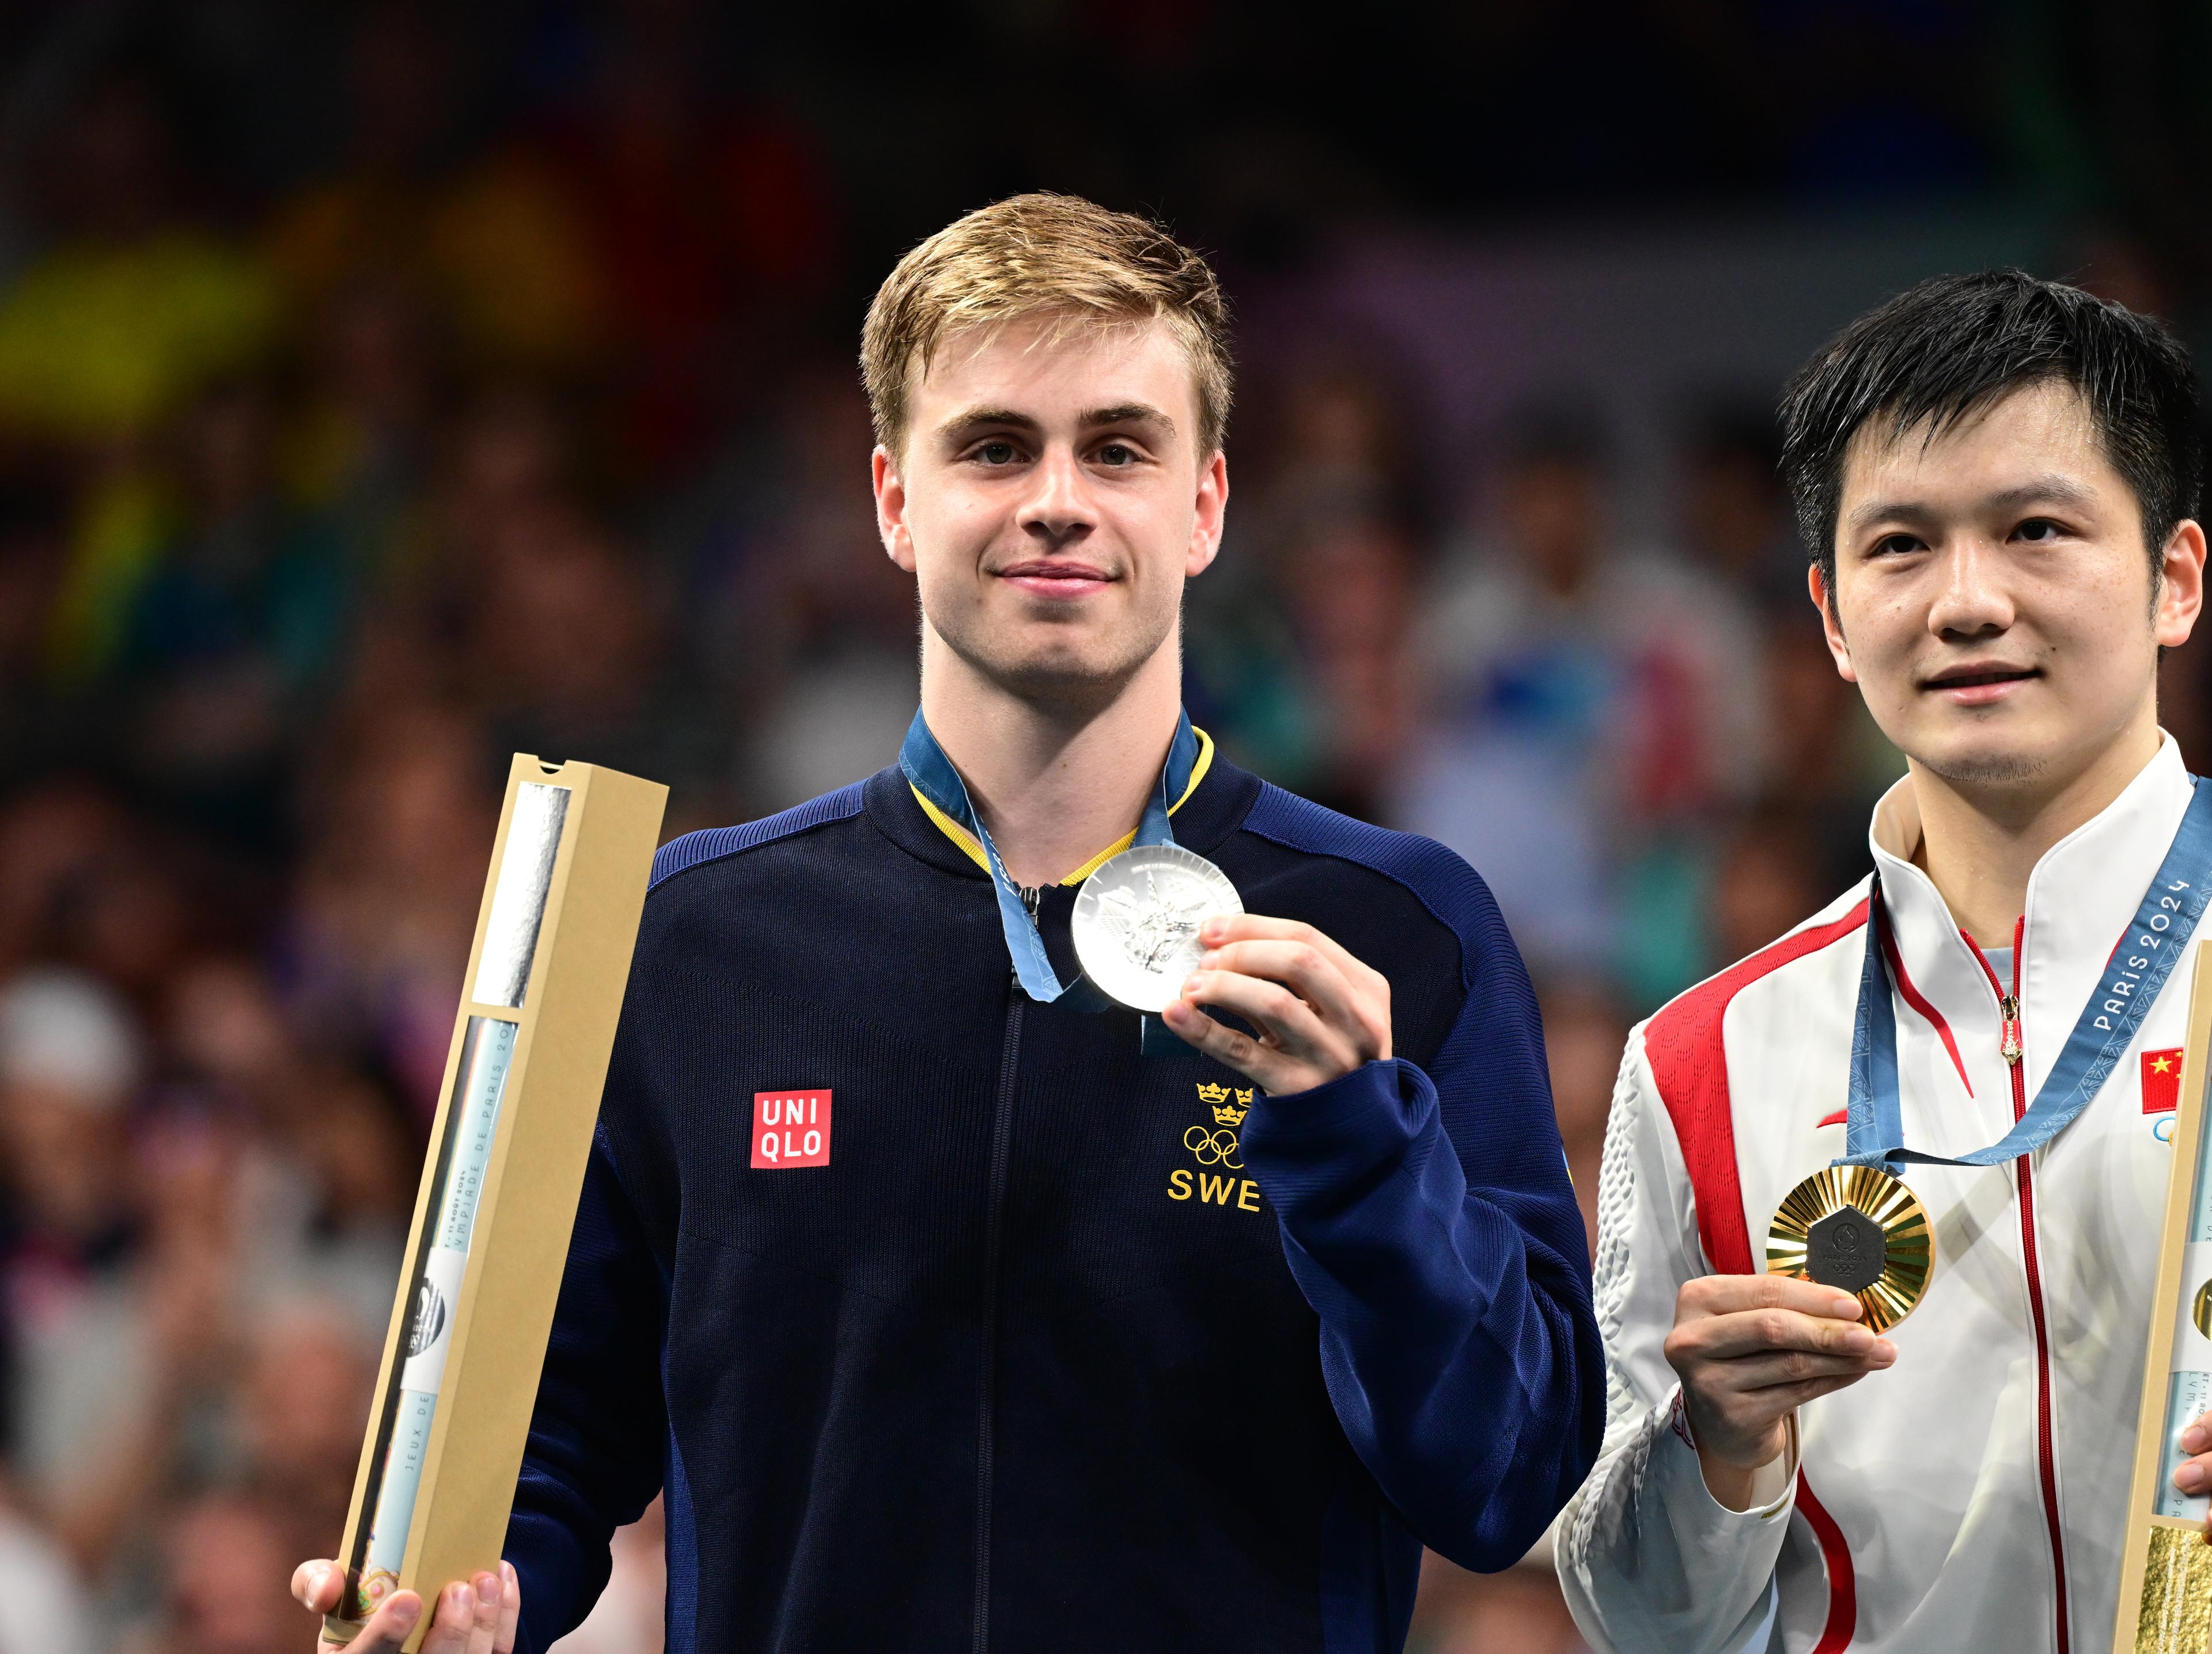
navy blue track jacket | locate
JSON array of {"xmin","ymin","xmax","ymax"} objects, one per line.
[{"xmin": 503, "ymin": 749, "xmax": 1602, "ymax": 1654}]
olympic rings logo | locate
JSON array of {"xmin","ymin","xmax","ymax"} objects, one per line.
[{"xmin": 1184, "ymin": 1126, "xmax": 1243, "ymax": 1168}]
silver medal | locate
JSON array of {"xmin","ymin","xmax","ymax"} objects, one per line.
[{"xmin": 1071, "ymin": 844, "xmax": 1243, "ymax": 1013}]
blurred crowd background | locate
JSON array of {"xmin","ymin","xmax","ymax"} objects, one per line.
[{"xmin": 0, "ymin": 3, "xmax": 2209, "ymax": 1651}]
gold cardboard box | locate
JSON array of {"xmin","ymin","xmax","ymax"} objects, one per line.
[
  {"xmin": 323, "ymin": 756, "xmax": 665, "ymax": 1650},
  {"xmin": 2117, "ymin": 940, "xmax": 2212, "ymax": 1653}
]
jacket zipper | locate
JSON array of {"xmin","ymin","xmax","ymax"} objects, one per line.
[
  {"xmin": 1968, "ymin": 919, "xmax": 2070, "ymax": 1654},
  {"xmin": 972, "ymin": 982, "xmax": 1024, "ymax": 1654}
]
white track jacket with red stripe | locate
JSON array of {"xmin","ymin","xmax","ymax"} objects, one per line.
[{"xmin": 1558, "ymin": 737, "xmax": 2199, "ymax": 1654}]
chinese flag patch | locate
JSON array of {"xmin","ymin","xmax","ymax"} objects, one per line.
[
  {"xmin": 2143, "ymin": 1049, "xmax": 2184, "ymax": 1114},
  {"xmin": 751, "ymin": 1090, "xmax": 832, "ymax": 1167}
]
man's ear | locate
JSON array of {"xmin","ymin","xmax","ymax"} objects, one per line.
[
  {"xmin": 2156, "ymin": 518, "xmax": 2207, "ymax": 648},
  {"xmin": 1185, "ymin": 449, "xmax": 1229, "ymax": 578},
  {"xmin": 1810, "ymin": 562, "xmax": 1858, "ymax": 684},
  {"xmin": 873, "ymin": 446, "xmax": 917, "ymax": 574}
]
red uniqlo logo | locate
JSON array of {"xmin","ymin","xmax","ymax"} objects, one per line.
[{"xmin": 751, "ymin": 1091, "xmax": 832, "ymax": 1168}]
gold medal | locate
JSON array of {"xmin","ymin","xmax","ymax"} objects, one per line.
[{"xmin": 1766, "ymin": 1165, "xmax": 1934, "ymax": 1334}]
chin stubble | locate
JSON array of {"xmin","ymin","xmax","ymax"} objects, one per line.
[
  {"xmin": 935, "ymin": 609, "xmax": 1171, "ymax": 712},
  {"xmin": 1914, "ymin": 746, "xmax": 2054, "ymax": 789}
]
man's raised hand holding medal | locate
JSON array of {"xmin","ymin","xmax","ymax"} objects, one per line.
[
  {"xmin": 1559, "ymin": 275, "xmax": 2212, "ymax": 1652},
  {"xmin": 1164, "ymin": 915, "xmax": 1394, "ymax": 1094},
  {"xmin": 294, "ymin": 195, "xmax": 1601, "ymax": 1654},
  {"xmin": 1660, "ymin": 1274, "xmax": 1896, "ymax": 1513}
]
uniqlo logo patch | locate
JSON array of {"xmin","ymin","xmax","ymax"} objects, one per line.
[
  {"xmin": 2143, "ymin": 1049, "xmax": 2184, "ymax": 1114},
  {"xmin": 751, "ymin": 1091, "xmax": 832, "ymax": 1167}
]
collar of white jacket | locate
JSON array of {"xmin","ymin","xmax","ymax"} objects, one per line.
[{"xmin": 1866, "ymin": 733, "xmax": 2194, "ymax": 1098}]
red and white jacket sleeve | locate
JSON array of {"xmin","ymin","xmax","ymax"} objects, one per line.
[{"xmin": 1555, "ymin": 1027, "xmax": 1799, "ymax": 1653}]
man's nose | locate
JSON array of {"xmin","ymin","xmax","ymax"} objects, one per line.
[
  {"xmin": 1014, "ymin": 448, "xmax": 1096, "ymax": 545},
  {"xmin": 1926, "ymin": 536, "xmax": 2016, "ymax": 639}
]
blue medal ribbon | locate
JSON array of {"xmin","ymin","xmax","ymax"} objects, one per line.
[
  {"xmin": 899, "ymin": 707, "xmax": 1202, "ymax": 1005},
  {"xmin": 1843, "ymin": 777, "xmax": 2212, "ymax": 1175}
]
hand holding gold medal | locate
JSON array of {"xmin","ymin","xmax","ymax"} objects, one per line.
[{"xmin": 1766, "ymin": 1165, "xmax": 1934, "ymax": 1334}]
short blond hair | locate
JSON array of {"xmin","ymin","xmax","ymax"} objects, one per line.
[{"xmin": 861, "ymin": 192, "xmax": 1232, "ymax": 458}]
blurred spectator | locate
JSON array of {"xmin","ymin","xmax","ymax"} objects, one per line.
[
  {"xmin": 530, "ymin": 0, "xmax": 838, "ymax": 475},
  {"xmin": 0, "ymin": 1494, "xmax": 94, "ymax": 1654},
  {"xmin": 0, "ymin": 67, "xmax": 279, "ymax": 691},
  {"xmin": 287, "ymin": 709, "xmax": 495, "ymax": 1118},
  {"xmin": 1395, "ymin": 409, "xmax": 1743, "ymax": 987},
  {"xmin": 232, "ymin": 1304, "xmax": 376, "ymax": 1565},
  {"xmin": 1188, "ymin": 351, "xmax": 1425, "ymax": 796},
  {"xmin": 0, "ymin": 968, "xmax": 147, "ymax": 1508},
  {"xmin": 703, "ymin": 363, "xmax": 916, "ymax": 815},
  {"xmin": 1279, "ymin": 516, "xmax": 1418, "ymax": 819},
  {"xmin": 1706, "ymin": 809, "xmax": 1835, "ymax": 970},
  {"xmin": 264, "ymin": 4, "xmax": 601, "ymax": 380},
  {"xmin": 1675, "ymin": 405, "xmax": 1804, "ymax": 619},
  {"xmin": 139, "ymin": 1492, "xmax": 298, "ymax": 1654},
  {"xmin": 0, "ymin": 783, "xmax": 137, "ymax": 980},
  {"xmin": 1539, "ymin": 980, "xmax": 1631, "ymax": 1258},
  {"xmin": 55, "ymin": 829, "xmax": 203, "ymax": 1011},
  {"xmin": 0, "ymin": 71, "xmax": 275, "ymax": 449},
  {"xmin": 279, "ymin": 275, "xmax": 440, "ymax": 590},
  {"xmin": 164, "ymin": 959, "xmax": 411, "ymax": 1338},
  {"xmin": 411, "ymin": 380, "xmax": 582, "ymax": 613},
  {"xmin": 1751, "ymin": 625, "xmax": 1899, "ymax": 897},
  {"xmin": 109, "ymin": 380, "xmax": 355, "ymax": 855},
  {"xmin": 1241, "ymin": 355, "xmax": 1427, "ymax": 538},
  {"xmin": 0, "ymin": 483, "xmax": 71, "ymax": 754},
  {"xmin": 468, "ymin": 500, "xmax": 719, "ymax": 798}
]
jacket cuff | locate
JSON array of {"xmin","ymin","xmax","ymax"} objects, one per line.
[
  {"xmin": 1238, "ymin": 1058, "xmax": 1427, "ymax": 1182},
  {"xmin": 1658, "ymin": 1386, "xmax": 1798, "ymax": 1523}
]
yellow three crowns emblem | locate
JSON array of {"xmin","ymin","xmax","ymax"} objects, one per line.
[{"xmin": 1196, "ymin": 1082, "xmax": 1251, "ymax": 1127}]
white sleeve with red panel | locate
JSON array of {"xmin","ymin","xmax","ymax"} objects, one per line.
[{"xmin": 1556, "ymin": 1030, "xmax": 1798, "ymax": 1654}]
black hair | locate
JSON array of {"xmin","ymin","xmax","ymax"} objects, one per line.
[{"xmin": 1778, "ymin": 270, "xmax": 2202, "ymax": 595}]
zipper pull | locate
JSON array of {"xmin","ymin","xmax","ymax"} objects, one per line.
[
  {"xmin": 1999, "ymin": 995, "xmax": 2023, "ymax": 1065},
  {"xmin": 1018, "ymin": 884, "xmax": 1043, "ymax": 920}
]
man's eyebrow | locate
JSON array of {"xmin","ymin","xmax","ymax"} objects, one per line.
[
  {"xmin": 1984, "ymin": 473, "xmax": 2100, "ymax": 514},
  {"xmin": 1844, "ymin": 472, "xmax": 2103, "ymax": 534},
  {"xmin": 937, "ymin": 405, "xmax": 1039, "ymax": 436},
  {"xmin": 1081, "ymin": 402, "xmax": 1177, "ymax": 435},
  {"xmin": 932, "ymin": 403, "xmax": 1180, "ymax": 443}
]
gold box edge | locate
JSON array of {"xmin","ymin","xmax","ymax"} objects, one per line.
[{"xmin": 2115, "ymin": 940, "xmax": 2212, "ymax": 1653}]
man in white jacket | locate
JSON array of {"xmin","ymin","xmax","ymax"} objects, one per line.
[{"xmin": 1558, "ymin": 271, "xmax": 2212, "ymax": 1653}]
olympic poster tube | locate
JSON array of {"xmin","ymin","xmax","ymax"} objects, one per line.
[
  {"xmin": 347, "ymin": 1016, "xmax": 519, "ymax": 1617},
  {"xmin": 2153, "ymin": 1103, "xmax": 2212, "ymax": 1520}
]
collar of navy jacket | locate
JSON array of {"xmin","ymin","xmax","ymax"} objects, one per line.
[{"xmin": 513, "ymin": 743, "xmax": 1603, "ymax": 1654}]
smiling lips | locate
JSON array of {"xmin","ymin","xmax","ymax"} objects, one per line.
[
  {"xmin": 1923, "ymin": 662, "xmax": 2040, "ymax": 705},
  {"xmin": 998, "ymin": 559, "xmax": 1114, "ymax": 600}
]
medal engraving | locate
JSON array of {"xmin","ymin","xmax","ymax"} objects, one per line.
[
  {"xmin": 1073, "ymin": 845, "xmax": 1243, "ymax": 1014},
  {"xmin": 1767, "ymin": 1164, "xmax": 1933, "ymax": 1333},
  {"xmin": 1805, "ymin": 1204, "xmax": 1885, "ymax": 1293}
]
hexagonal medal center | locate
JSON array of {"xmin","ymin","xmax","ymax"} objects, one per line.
[{"xmin": 1805, "ymin": 1203, "xmax": 1886, "ymax": 1293}]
